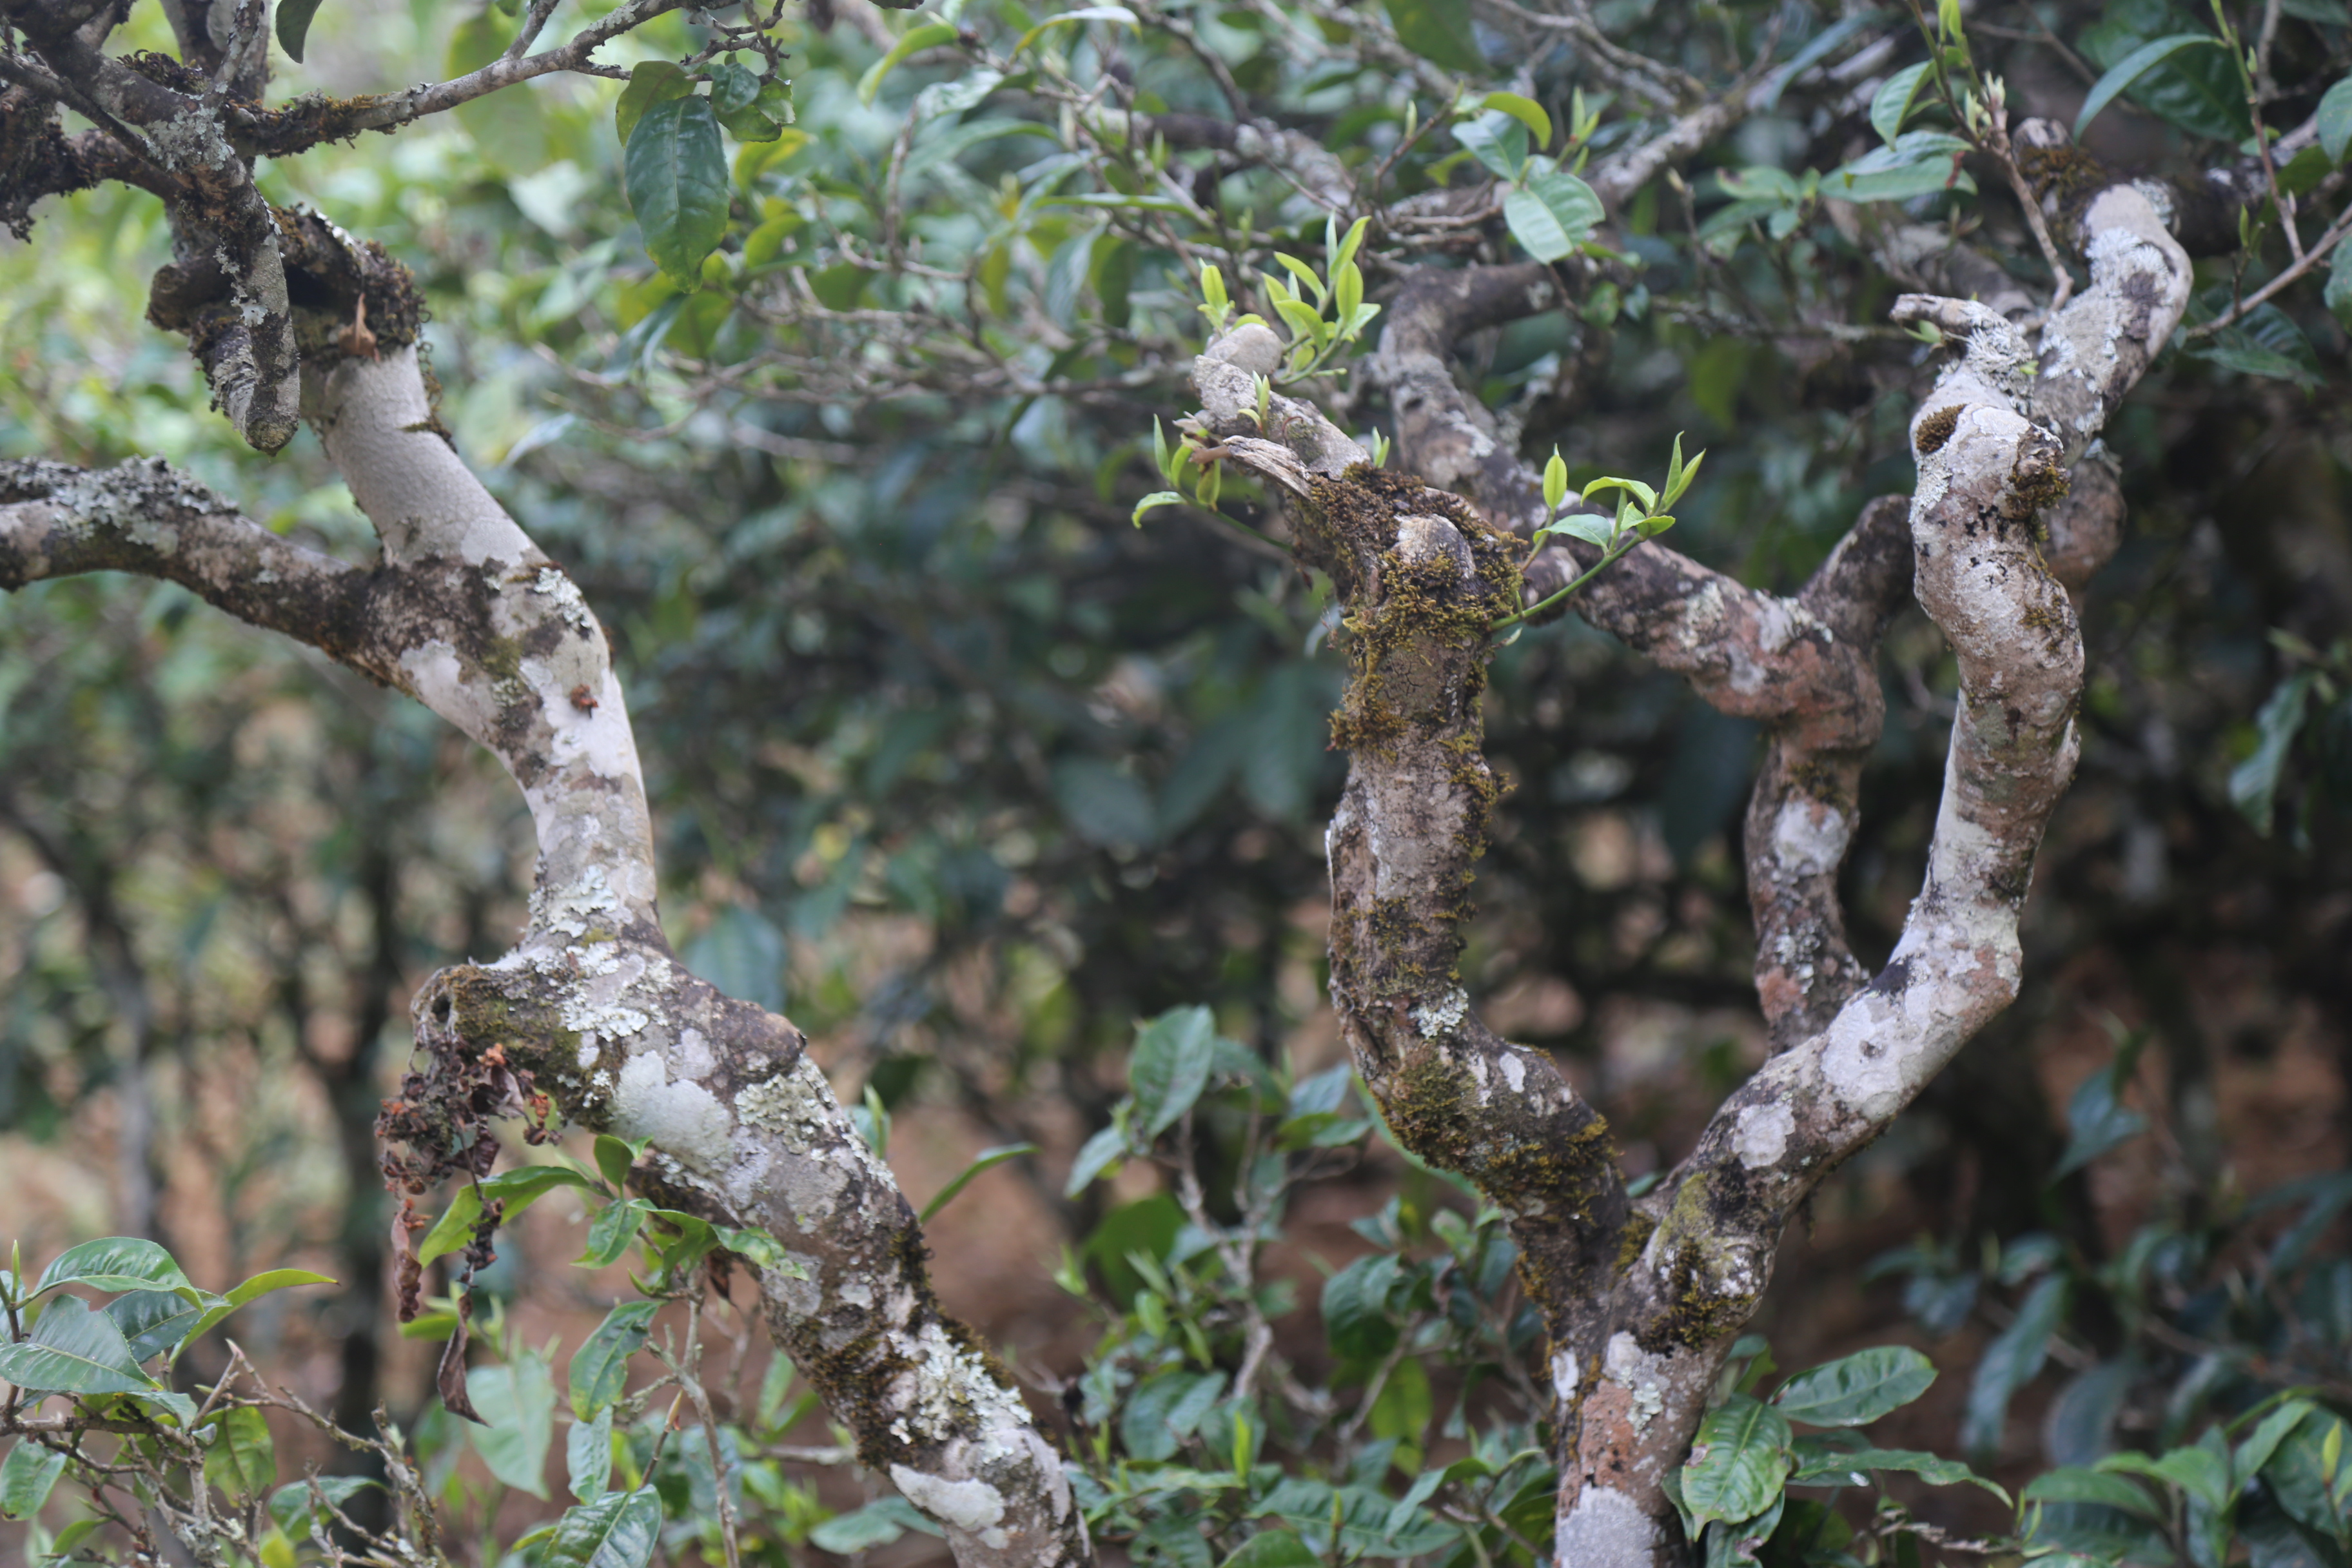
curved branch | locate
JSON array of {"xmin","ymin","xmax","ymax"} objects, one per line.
[{"xmin": 1, "ymin": 337, "xmax": 1093, "ymax": 1568}]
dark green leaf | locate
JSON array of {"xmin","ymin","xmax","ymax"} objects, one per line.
[
  {"xmin": 0, "ymin": 1294, "xmax": 157, "ymax": 1395},
  {"xmin": 2326, "ymin": 232, "xmax": 2352, "ymax": 333},
  {"xmin": 203, "ymin": 1406, "xmax": 278, "ymax": 1500},
  {"xmin": 614, "ymin": 61, "xmax": 692, "ymax": 148},
  {"xmin": 1961, "ymin": 1273, "xmax": 2068, "ymax": 1456},
  {"xmin": 578, "ymin": 1198, "xmax": 651, "ymax": 1269},
  {"xmin": 544, "ymin": 1485, "xmax": 662, "ymax": 1568},
  {"xmin": 1772, "ymin": 1347, "xmax": 1936, "ymax": 1426},
  {"xmin": 2075, "ymin": 33, "xmax": 2229, "ymax": 136},
  {"xmin": 106, "ymin": 1289, "xmax": 207, "ymax": 1362},
  {"xmin": 1382, "ymin": 0, "xmax": 1484, "ymax": 72},
  {"xmin": 2321, "ymin": 76, "xmax": 2352, "ymax": 165},
  {"xmin": 34, "ymin": 1237, "xmax": 197, "ymax": 1304},
  {"xmin": 1130, "ymin": 1005, "xmax": 1218, "ymax": 1137},
  {"xmin": 418, "ymin": 1186, "xmax": 484, "ymax": 1269},
  {"xmin": 2230, "ymin": 671, "xmax": 2315, "ymax": 836},
  {"xmin": 594, "ymin": 1135, "xmax": 646, "ymax": 1193},
  {"xmin": 2056, "ymin": 1052, "xmax": 2150, "ymax": 1178},
  {"xmin": 809, "ymin": 1496, "xmax": 939, "ymax": 1553},
  {"xmin": 275, "ymin": 0, "xmax": 327, "ymax": 63},
  {"xmin": 2023, "ymin": 1465, "xmax": 2168, "ymax": 1519},
  {"xmin": 1121, "ymin": 1369, "xmax": 1227, "ymax": 1461},
  {"xmin": 1791, "ymin": 1442, "xmax": 2006, "ymax": 1498},
  {"xmin": 0, "ymin": 1440, "xmax": 66, "ymax": 1521},
  {"xmin": 1220, "ymin": 1529, "xmax": 1322, "ymax": 1568},
  {"xmin": 1681, "ymin": 1394, "xmax": 1794, "ymax": 1529},
  {"xmin": 626, "ymin": 97, "xmax": 730, "ymax": 289},
  {"xmin": 569, "ymin": 1300, "xmax": 660, "ymax": 1420},
  {"xmin": 1321, "ymin": 1253, "xmax": 1402, "ymax": 1361}
]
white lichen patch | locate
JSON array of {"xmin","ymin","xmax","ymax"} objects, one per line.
[
  {"xmin": 609, "ymin": 1050, "xmax": 734, "ymax": 1171},
  {"xmin": 531, "ymin": 865, "xmax": 626, "ymax": 940},
  {"xmin": 888, "ymin": 1320, "xmax": 1032, "ymax": 1449},
  {"xmin": 1770, "ymin": 800, "xmax": 1848, "ymax": 877},
  {"xmin": 888, "ymin": 1467, "xmax": 1007, "ymax": 1534},
  {"xmin": 532, "ymin": 566, "xmax": 600, "ymax": 636},
  {"xmin": 1732, "ymin": 1102, "xmax": 1795, "ymax": 1170},
  {"xmin": 1551, "ymin": 1348, "xmax": 1580, "ymax": 1404},
  {"xmin": 1628, "ymin": 1380, "xmax": 1665, "ymax": 1433},
  {"xmin": 1410, "ymin": 987, "xmax": 1469, "ymax": 1037}
]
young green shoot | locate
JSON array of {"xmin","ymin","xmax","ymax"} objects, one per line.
[{"xmin": 1493, "ymin": 435, "xmax": 1703, "ymax": 629}]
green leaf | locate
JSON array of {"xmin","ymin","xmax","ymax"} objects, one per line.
[
  {"xmin": 1130, "ymin": 1005, "xmax": 1219, "ymax": 1137},
  {"xmin": 1065, "ymin": 1123, "xmax": 1129, "ymax": 1195},
  {"xmin": 2075, "ymin": 34, "xmax": 2228, "ymax": 137},
  {"xmin": 1480, "ymin": 92, "xmax": 1553, "ymax": 148},
  {"xmin": 543, "ymin": 1485, "xmax": 662, "ymax": 1568},
  {"xmin": 0, "ymin": 1294, "xmax": 157, "ymax": 1395},
  {"xmin": 1320, "ymin": 1253, "xmax": 1402, "ymax": 1361},
  {"xmin": 920, "ymin": 1144, "xmax": 1038, "ymax": 1222},
  {"xmin": 2321, "ymin": 76, "xmax": 2352, "ymax": 165},
  {"xmin": 569, "ymin": 1300, "xmax": 660, "ymax": 1420},
  {"xmin": 1961, "ymin": 1273, "xmax": 2068, "ymax": 1456},
  {"xmin": 2229, "ymin": 670, "xmax": 2315, "ymax": 836},
  {"xmin": 2055, "ymin": 1041, "xmax": 2149, "ymax": 1176},
  {"xmin": 1871, "ymin": 62, "xmax": 1935, "ymax": 144},
  {"xmin": 33, "ymin": 1237, "xmax": 198, "ymax": 1304},
  {"xmin": 418, "ymin": 1185, "xmax": 485, "ymax": 1268},
  {"xmin": 1773, "ymin": 1347, "xmax": 1936, "ymax": 1426},
  {"xmin": 203, "ymin": 1406, "xmax": 278, "ymax": 1500},
  {"xmin": 1791, "ymin": 1442, "xmax": 2006, "ymax": 1499},
  {"xmin": 626, "ymin": 96, "xmax": 731, "ymax": 290},
  {"xmin": 1382, "ymin": 0, "xmax": 1484, "ymax": 73},
  {"xmin": 1681, "ymin": 1394, "xmax": 1794, "ymax": 1529},
  {"xmin": 1826, "ymin": 132, "xmax": 1976, "ymax": 202},
  {"xmin": 714, "ymin": 1225, "xmax": 805, "ymax": 1277},
  {"xmin": 1504, "ymin": 165, "xmax": 1603, "ymax": 262},
  {"xmin": 1451, "ymin": 112, "xmax": 1529, "ymax": 182},
  {"xmin": 594, "ymin": 1135, "xmax": 648, "ymax": 1193},
  {"xmin": 276, "ymin": 0, "xmax": 327, "ymax": 63},
  {"xmin": 2023, "ymin": 1465, "xmax": 2168, "ymax": 1519},
  {"xmin": 614, "ymin": 61, "xmax": 692, "ymax": 148},
  {"xmin": 809, "ymin": 1496, "xmax": 940, "ymax": 1553},
  {"xmin": 2100, "ymin": 1440, "xmax": 2235, "ymax": 1513},
  {"xmin": 105, "ymin": 1289, "xmax": 209, "ymax": 1362},
  {"xmin": 2235, "ymin": 1399, "xmax": 2317, "ymax": 1485},
  {"xmin": 1220, "ymin": 1529, "xmax": 1322, "ymax": 1568},
  {"xmin": 859, "ymin": 23, "xmax": 959, "ymax": 104},
  {"xmin": 1537, "ymin": 511, "xmax": 1617, "ymax": 547},
  {"xmin": 1013, "ymin": 6, "xmax": 1142, "ymax": 57},
  {"xmin": 578, "ymin": 1198, "xmax": 652, "ymax": 1268},
  {"xmin": 469, "ymin": 1350, "xmax": 558, "ymax": 1499},
  {"xmin": 1, "ymin": 1440, "xmax": 67, "ymax": 1521},
  {"xmin": 567, "ymin": 1407, "xmax": 615, "ymax": 1502},
  {"xmin": 182, "ymin": 1269, "xmax": 336, "ymax": 1346}
]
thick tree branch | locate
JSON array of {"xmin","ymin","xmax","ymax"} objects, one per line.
[{"xmin": 1, "ymin": 326, "xmax": 1093, "ymax": 1568}]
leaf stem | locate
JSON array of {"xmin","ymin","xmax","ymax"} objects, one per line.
[{"xmin": 1489, "ymin": 542, "xmax": 1634, "ymax": 630}]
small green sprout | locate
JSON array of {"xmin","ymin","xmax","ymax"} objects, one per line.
[{"xmin": 1495, "ymin": 434, "xmax": 1704, "ymax": 629}]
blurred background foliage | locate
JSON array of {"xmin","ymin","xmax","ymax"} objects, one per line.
[{"xmin": 2, "ymin": 0, "xmax": 2350, "ymax": 1558}]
